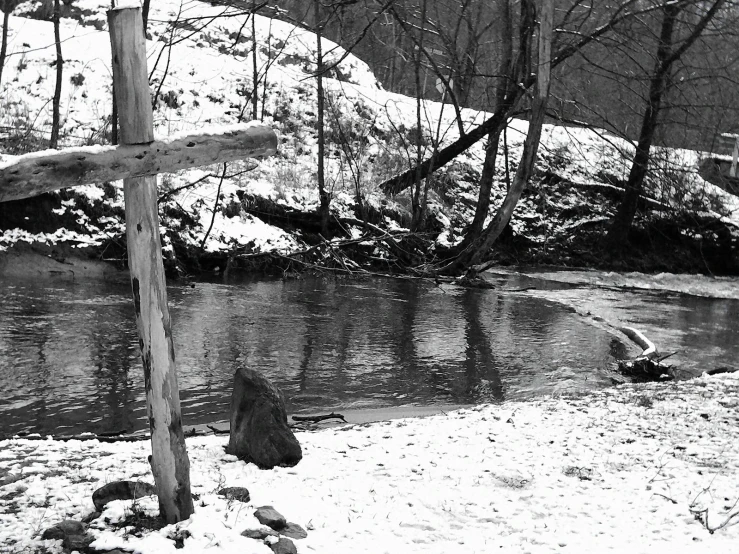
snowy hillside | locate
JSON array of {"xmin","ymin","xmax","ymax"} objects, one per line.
[{"xmin": 0, "ymin": 0, "xmax": 737, "ymax": 273}]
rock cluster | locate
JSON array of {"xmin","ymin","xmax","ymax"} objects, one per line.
[{"xmin": 242, "ymin": 505, "xmax": 308, "ymax": 553}]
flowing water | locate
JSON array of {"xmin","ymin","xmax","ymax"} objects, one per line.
[{"xmin": 0, "ymin": 272, "xmax": 735, "ymax": 436}]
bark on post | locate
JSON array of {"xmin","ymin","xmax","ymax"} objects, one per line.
[{"xmin": 108, "ymin": 6, "xmax": 193, "ymax": 524}]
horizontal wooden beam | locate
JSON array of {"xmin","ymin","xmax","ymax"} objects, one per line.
[{"xmin": 0, "ymin": 123, "xmax": 278, "ymax": 203}]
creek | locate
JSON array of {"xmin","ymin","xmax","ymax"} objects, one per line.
[{"xmin": 1, "ymin": 271, "xmax": 736, "ymax": 436}]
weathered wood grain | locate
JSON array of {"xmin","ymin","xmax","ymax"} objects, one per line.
[
  {"xmin": 109, "ymin": 6, "xmax": 194, "ymax": 524},
  {"xmin": 0, "ymin": 124, "xmax": 277, "ymax": 203}
]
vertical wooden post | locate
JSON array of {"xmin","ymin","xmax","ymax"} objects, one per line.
[
  {"xmin": 731, "ymin": 136, "xmax": 738, "ymax": 178},
  {"xmin": 108, "ymin": 6, "xmax": 194, "ymax": 523}
]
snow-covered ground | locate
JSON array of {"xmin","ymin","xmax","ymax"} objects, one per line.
[
  {"xmin": 1, "ymin": 0, "xmax": 737, "ymax": 257},
  {"xmin": 1, "ymin": 374, "xmax": 738, "ymax": 553}
]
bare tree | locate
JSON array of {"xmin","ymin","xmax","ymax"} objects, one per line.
[
  {"xmin": 314, "ymin": 0, "xmax": 330, "ymax": 237},
  {"xmin": 49, "ymin": 0, "xmax": 63, "ymax": 148},
  {"xmin": 447, "ymin": 0, "xmax": 553, "ymax": 273},
  {"xmin": 606, "ymin": 0, "xmax": 727, "ymax": 248}
]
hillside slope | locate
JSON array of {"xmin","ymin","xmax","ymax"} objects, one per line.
[{"xmin": 1, "ymin": 0, "xmax": 738, "ymax": 275}]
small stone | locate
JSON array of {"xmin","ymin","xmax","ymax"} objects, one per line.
[
  {"xmin": 269, "ymin": 537, "xmax": 298, "ymax": 554},
  {"xmin": 280, "ymin": 522, "xmax": 307, "ymax": 540},
  {"xmin": 92, "ymin": 481, "xmax": 157, "ymax": 511},
  {"xmin": 255, "ymin": 506, "xmax": 287, "ymax": 530},
  {"xmin": 242, "ymin": 527, "xmax": 279, "ymax": 540},
  {"xmin": 64, "ymin": 533, "xmax": 93, "ymax": 550},
  {"xmin": 41, "ymin": 520, "xmax": 92, "ymax": 550},
  {"xmin": 218, "ymin": 486, "xmax": 251, "ymax": 503},
  {"xmin": 41, "ymin": 519, "xmax": 86, "ymax": 540}
]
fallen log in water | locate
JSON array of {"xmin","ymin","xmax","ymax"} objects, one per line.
[
  {"xmin": 618, "ymin": 326, "xmax": 658, "ymax": 359},
  {"xmin": 618, "ymin": 326, "xmax": 674, "ymax": 381}
]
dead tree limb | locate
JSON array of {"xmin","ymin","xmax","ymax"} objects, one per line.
[
  {"xmin": 292, "ymin": 412, "xmax": 347, "ymax": 423},
  {"xmin": 619, "ymin": 326, "xmax": 658, "ymax": 359}
]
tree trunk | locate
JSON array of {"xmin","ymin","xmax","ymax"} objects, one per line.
[
  {"xmin": 142, "ymin": 0, "xmax": 150, "ymax": 32},
  {"xmin": 314, "ymin": 0, "xmax": 329, "ymax": 237},
  {"xmin": 605, "ymin": 3, "xmax": 678, "ymax": 248},
  {"xmin": 450, "ymin": 0, "xmax": 553, "ymax": 274},
  {"xmin": 606, "ymin": 0, "xmax": 725, "ymax": 248},
  {"xmin": 376, "ymin": 0, "xmax": 672, "ymax": 198},
  {"xmin": 453, "ymin": 0, "xmax": 514, "ymax": 255},
  {"xmin": 108, "ymin": 6, "xmax": 193, "ymax": 524},
  {"xmin": 49, "ymin": 0, "xmax": 63, "ymax": 148},
  {"xmin": 0, "ymin": 4, "xmax": 11, "ymax": 89},
  {"xmin": 410, "ymin": 0, "xmax": 428, "ymax": 231},
  {"xmin": 251, "ymin": 1, "xmax": 259, "ymax": 120}
]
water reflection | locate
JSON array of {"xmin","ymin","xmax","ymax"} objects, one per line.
[{"xmin": 0, "ymin": 276, "xmax": 631, "ymax": 436}]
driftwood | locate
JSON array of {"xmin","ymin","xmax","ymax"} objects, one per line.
[
  {"xmin": 619, "ymin": 326, "xmax": 658, "ymax": 359},
  {"xmin": 292, "ymin": 412, "xmax": 347, "ymax": 424},
  {"xmin": 618, "ymin": 326, "xmax": 673, "ymax": 381},
  {"xmin": 617, "ymin": 326, "xmax": 739, "ymax": 382}
]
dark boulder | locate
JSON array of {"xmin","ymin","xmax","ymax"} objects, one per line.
[
  {"xmin": 92, "ymin": 480, "xmax": 158, "ymax": 511},
  {"xmin": 226, "ymin": 367, "xmax": 302, "ymax": 469},
  {"xmin": 254, "ymin": 505, "xmax": 287, "ymax": 530}
]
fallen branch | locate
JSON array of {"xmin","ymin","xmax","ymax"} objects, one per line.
[
  {"xmin": 207, "ymin": 425, "xmax": 230, "ymax": 435},
  {"xmin": 292, "ymin": 412, "xmax": 347, "ymax": 424},
  {"xmin": 617, "ymin": 326, "xmax": 673, "ymax": 381}
]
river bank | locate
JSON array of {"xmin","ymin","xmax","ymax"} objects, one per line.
[{"xmin": 1, "ymin": 373, "xmax": 738, "ymax": 554}]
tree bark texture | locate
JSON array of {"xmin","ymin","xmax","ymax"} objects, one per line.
[
  {"xmin": 0, "ymin": 123, "xmax": 278, "ymax": 203},
  {"xmin": 108, "ymin": 6, "xmax": 194, "ymax": 524}
]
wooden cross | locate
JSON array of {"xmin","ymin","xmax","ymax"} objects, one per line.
[{"xmin": 0, "ymin": 6, "xmax": 277, "ymax": 523}]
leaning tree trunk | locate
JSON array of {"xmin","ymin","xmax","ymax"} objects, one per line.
[
  {"xmin": 49, "ymin": 0, "xmax": 63, "ymax": 148},
  {"xmin": 605, "ymin": 3, "xmax": 678, "ymax": 248},
  {"xmin": 453, "ymin": 0, "xmax": 515, "ymax": 256},
  {"xmin": 450, "ymin": 0, "xmax": 553, "ymax": 274},
  {"xmin": 606, "ymin": 0, "xmax": 725, "ymax": 248}
]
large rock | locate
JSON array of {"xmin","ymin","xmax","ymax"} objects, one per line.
[
  {"xmin": 92, "ymin": 480, "xmax": 158, "ymax": 511},
  {"xmin": 226, "ymin": 368, "xmax": 302, "ymax": 469}
]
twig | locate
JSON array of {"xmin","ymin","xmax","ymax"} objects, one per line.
[{"xmin": 200, "ymin": 163, "xmax": 227, "ymax": 250}]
